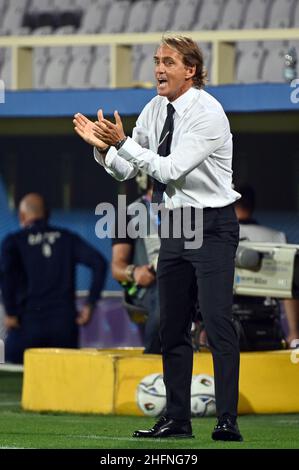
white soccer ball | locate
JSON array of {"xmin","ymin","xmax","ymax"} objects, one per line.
[
  {"xmin": 191, "ymin": 374, "xmax": 216, "ymax": 417},
  {"xmin": 136, "ymin": 373, "xmax": 166, "ymax": 417}
]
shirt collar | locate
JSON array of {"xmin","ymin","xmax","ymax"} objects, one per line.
[{"xmin": 167, "ymin": 87, "xmax": 198, "ymax": 117}]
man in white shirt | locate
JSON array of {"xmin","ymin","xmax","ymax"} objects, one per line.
[{"xmin": 73, "ymin": 34, "xmax": 242, "ymax": 442}]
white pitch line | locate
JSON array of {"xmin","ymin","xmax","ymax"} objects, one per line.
[
  {"xmin": 71, "ymin": 434, "xmax": 194, "ymax": 443},
  {"xmin": 0, "ymin": 446, "xmax": 26, "ymax": 449},
  {"xmin": 0, "ymin": 435, "xmax": 196, "ymax": 449},
  {"xmin": 0, "ymin": 364, "xmax": 24, "ymax": 372},
  {"xmin": 0, "ymin": 435, "xmax": 184, "ymax": 445},
  {"xmin": 0, "ymin": 401, "xmax": 20, "ymax": 406}
]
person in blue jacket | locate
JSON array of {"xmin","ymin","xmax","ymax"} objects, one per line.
[{"xmin": 0, "ymin": 193, "xmax": 107, "ymax": 363}]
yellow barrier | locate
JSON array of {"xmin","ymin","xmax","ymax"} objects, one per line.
[
  {"xmin": 22, "ymin": 348, "xmax": 299, "ymax": 415},
  {"xmin": 22, "ymin": 349, "xmax": 115, "ymax": 414}
]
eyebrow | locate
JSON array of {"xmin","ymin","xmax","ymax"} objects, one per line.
[{"xmin": 153, "ymin": 56, "xmax": 175, "ymax": 60}]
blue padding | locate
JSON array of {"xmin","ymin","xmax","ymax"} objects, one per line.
[{"xmin": 0, "ymin": 83, "xmax": 298, "ymax": 117}]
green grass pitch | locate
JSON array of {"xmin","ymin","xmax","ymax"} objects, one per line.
[{"xmin": 0, "ymin": 370, "xmax": 298, "ymax": 449}]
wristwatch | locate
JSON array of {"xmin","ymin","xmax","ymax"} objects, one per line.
[
  {"xmin": 125, "ymin": 264, "xmax": 136, "ymax": 283},
  {"xmin": 115, "ymin": 136, "xmax": 127, "ymax": 150}
]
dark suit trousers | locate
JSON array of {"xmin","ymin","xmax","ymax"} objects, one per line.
[{"xmin": 157, "ymin": 203, "xmax": 240, "ymax": 420}]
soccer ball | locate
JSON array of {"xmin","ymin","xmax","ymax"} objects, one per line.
[
  {"xmin": 191, "ymin": 374, "xmax": 216, "ymax": 417},
  {"xmin": 136, "ymin": 373, "xmax": 166, "ymax": 417}
]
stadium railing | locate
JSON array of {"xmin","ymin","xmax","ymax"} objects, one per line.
[{"xmin": 0, "ymin": 29, "xmax": 299, "ymax": 89}]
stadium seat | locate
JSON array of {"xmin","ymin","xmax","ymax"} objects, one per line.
[
  {"xmin": 132, "ymin": 44, "xmax": 159, "ymax": 82},
  {"xmin": 236, "ymin": 45, "xmax": 265, "ymax": 83},
  {"xmin": 43, "ymin": 55, "xmax": 70, "ymax": 89},
  {"xmin": 78, "ymin": 0, "xmax": 110, "ymax": 34},
  {"xmin": 100, "ymin": 0, "xmax": 131, "ymax": 33},
  {"xmin": 93, "ymin": 45, "xmax": 110, "ymax": 60},
  {"xmin": 54, "ymin": 25, "xmax": 76, "ymax": 34},
  {"xmin": 171, "ymin": 0, "xmax": 200, "ymax": 31},
  {"xmin": 237, "ymin": 40, "xmax": 262, "ymax": 54},
  {"xmin": 242, "ymin": 0, "xmax": 271, "ymax": 29},
  {"xmin": 132, "ymin": 45, "xmax": 144, "ymax": 81},
  {"xmin": 0, "ymin": 0, "xmax": 29, "ymax": 35},
  {"xmin": 0, "ymin": 47, "xmax": 5, "ymax": 70},
  {"xmin": 0, "ymin": 0, "xmax": 7, "ymax": 21},
  {"xmin": 47, "ymin": 26, "xmax": 74, "ymax": 62},
  {"xmin": 71, "ymin": 45, "xmax": 94, "ymax": 59},
  {"xmin": 65, "ymin": 55, "xmax": 92, "ymax": 88},
  {"xmin": 87, "ymin": 54, "xmax": 110, "ymax": 88},
  {"xmin": 6, "ymin": 0, "xmax": 29, "ymax": 7},
  {"xmin": 261, "ymin": 41, "xmax": 290, "ymax": 82},
  {"xmin": 0, "ymin": 47, "xmax": 11, "ymax": 89},
  {"xmin": 135, "ymin": 54, "xmax": 155, "ymax": 84},
  {"xmin": 147, "ymin": 0, "xmax": 178, "ymax": 32},
  {"xmin": 124, "ymin": 0, "xmax": 153, "ymax": 33},
  {"xmin": 29, "ymin": 0, "xmax": 54, "ymax": 13},
  {"xmin": 289, "ymin": 39, "xmax": 299, "ymax": 53},
  {"xmin": 262, "ymin": 39, "xmax": 290, "ymax": 50},
  {"xmin": 32, "ymin": 26, "xmax": 53, "ymax": 89},
  {"xmin": 266, "ymin": 0, "xmax": 295, "ymax": 28},
  {"xmin": 52, "ymin": 0, "xmax": 78, "ymax": 12},
  {"xmin": 217, "ymin": 0, "xmax": 248, "ymax": 30},
  {"xmin": 72, "ymin": 0, "xmax": 95, "ymax": 9},
  {"xmin": 33, "ymin": 54, "xmax": 50, "ymax": 89},
  {"xmin": 0, "ymin": 0, "xmax": 297, "ymax": 88},
  {"xmin": 292, "ymin": 0, "xmax": 299, "ymax": 26},
  {"xmin": 199, "ymin": 42, "xmax": 212, "ymax": 82},
  {"xmin": 192, "ymin": 0, "xmax": 225, "ymax": 31},
  {"xmin": 11, "ymin": 26, "xmax": 31, "ymax": 35}
]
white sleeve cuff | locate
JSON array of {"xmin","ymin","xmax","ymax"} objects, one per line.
[
  {"xmin": 117, "ymin": 137, "xmax": 144, "ymax": 162},
  {"xmin": 94, "ymin": 146, "xmax": 118, "ymax": 167},
  {"xmin": 93, "ymin": 144, "xmax": 138, "ymax": 181}
]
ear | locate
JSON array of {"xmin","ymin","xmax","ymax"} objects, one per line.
[{"xmin": 185, "ymin": 65, "xmax": 196, "ymax": 80}]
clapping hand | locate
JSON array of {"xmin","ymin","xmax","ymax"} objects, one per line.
[
  {"xmin": 73, "ymin": 109, "xmax": 126, "ymax": 149},
  {"xmin": 73, "ymin": 109, "xmax": 108, "ymax": 151},
  {"xmin": 93, "ymin": 110, "xmax": 126, "ymax": 147}
]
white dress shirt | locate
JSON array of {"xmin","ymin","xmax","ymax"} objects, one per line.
[{"xmin": 94, "ymin": 87, "xmax": 241, "ymax": 209}]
